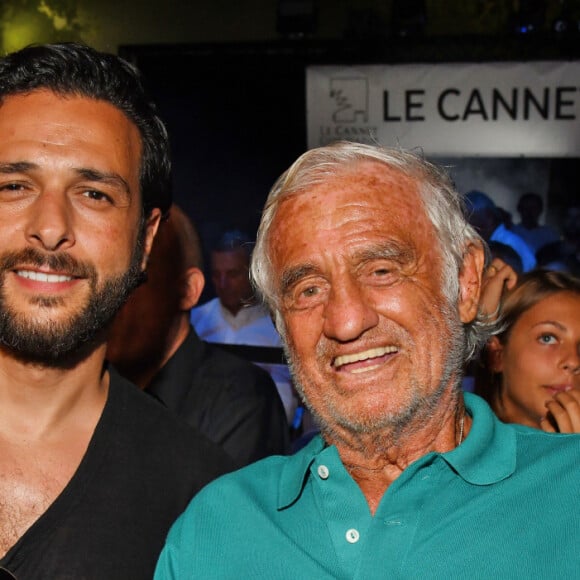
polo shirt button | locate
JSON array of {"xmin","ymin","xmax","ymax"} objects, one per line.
[
  {"xmin": 317, "ymin": 465, "xmax": 329, "ymax": 479},
  {"xmin": 345, "ymin": 528, "xmax": 360, "ymax": 543}
]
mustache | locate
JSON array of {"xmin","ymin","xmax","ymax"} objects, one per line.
[{"xmin": 0, "ymin": 247, "xmax": 96, "ymax": 279}]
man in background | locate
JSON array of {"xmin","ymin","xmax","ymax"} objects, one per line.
[
  {"xmin": 465, "ymin": 189, "xmax": 537, "ymax": 271},
  {"xmin": 512, "ymin": 191, "xmax": 561, "ymax": 254},
  {"xmin": 191, "ymin": 229, "xmax": 298, "ymax": 422},
  {"xmin": 107, "ymin": 206, "xmax": 289, "ymax": 467}
]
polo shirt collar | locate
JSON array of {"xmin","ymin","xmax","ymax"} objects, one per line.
[
  {"xmin": 278, "ymin": 393, "xmax": 516, "ymax": 508},
  {"xmin": 440, "ymin": 392, "xmax": 516, "ymax": 485},
  {"xmin": 278, "ymin": 435, "xmax": 324, "ymax": 509}
]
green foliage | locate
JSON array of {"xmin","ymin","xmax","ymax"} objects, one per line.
[{"xmin": 0, "ymin": 0, "xmax": 85, "ymax": 54}]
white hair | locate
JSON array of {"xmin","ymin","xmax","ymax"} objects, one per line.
[{"xmin": 250, "ymin": 141, "xmax": 492, "ymax": 362}]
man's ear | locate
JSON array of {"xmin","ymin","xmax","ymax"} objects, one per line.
[
  {"xmin": 486, "ymin": 336, "xmax": 504, "ymax": 373},
  {"xmin": 458, "ymin": 241, "xmax": 486, "ymax": 323},
  {"xmin": 179, "ymin": 267, "xmax": 205, "ymax": 311},
  {"xmin": 140, "ymin": 209, "xmax": 162, "ymax": 271}
]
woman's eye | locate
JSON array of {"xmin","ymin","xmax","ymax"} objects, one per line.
[{"xmin": 538, "ymin": 333, "xmax": 557, "ymax": 345}]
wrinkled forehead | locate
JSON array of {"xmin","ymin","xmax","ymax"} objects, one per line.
[
  {"xmin": 270, "ymin": 160, "xmax": 425, "ymax": 234},
  {"xmin": 267, "ymin": 162, "xmax": 436, "ymax": 271}
]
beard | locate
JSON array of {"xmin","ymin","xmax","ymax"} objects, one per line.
[{"xmin": 0, "ymin": 242, "xmax": 145, "ymax": 367}]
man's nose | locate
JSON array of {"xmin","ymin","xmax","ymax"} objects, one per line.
[
  {"xmin": 322, "ymin": 278, "xmax": 378, "ymax": 342},
  {"xmin": 24, "ymin": 191, "xmax": 75, "ymax": 252}
]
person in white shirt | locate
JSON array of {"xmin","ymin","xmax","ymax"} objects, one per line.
[{"xmin": 191, "ymin": 229, "xmax": 298, "ymax": 421}]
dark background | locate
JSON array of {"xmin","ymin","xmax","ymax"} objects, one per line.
[
  {"xmin": 116, "ymin": 0, "xmax": 580, "ymax": 301},
  {"xmin": 121, "ymin": 31, "xmax": 580, "ymax": 297}
]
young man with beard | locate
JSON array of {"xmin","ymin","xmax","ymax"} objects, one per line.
[
  {"xmin": 0, "ymin": 43, "xmax": 232, "ymax": 579},
  {"xmin": 156, "ymin": 142, "xmax": 579, "ymax": 579}
]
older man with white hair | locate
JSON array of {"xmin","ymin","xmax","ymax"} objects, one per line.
[{"xmin": 155, "ymin": 142, "xmax": 579, "ymax": 579}]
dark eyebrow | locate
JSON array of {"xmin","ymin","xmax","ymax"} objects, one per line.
[
  {"xmin": 0, "ymin": 162, "xmax": 131, "ymax": 196},
  {"xmin": 0, "ymin": 161, "xmax": 37, "ymax": 174},
  {"xmin": 279, "ymin": 264, "xmax": 320, "ymax": 296},
  {"xmin": 75, "ymin": 168, "xmax": 131, "ymax": 195}
]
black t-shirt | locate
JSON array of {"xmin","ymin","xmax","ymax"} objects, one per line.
[
  {"xmin": 0, "ymin": 367, "xmax": 233, "ymax": 580},
  {"xmin": 145, "ymin": 328, "xmax": 289, "ymax": 467}
]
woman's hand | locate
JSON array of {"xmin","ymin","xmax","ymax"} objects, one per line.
[
  {"xmin": 541, "ymin": 388, "xmax": 580, "ymax": 433},
  {"xmin": 480, "ymin": 258, "xmax": 518, "ymax": 321}
]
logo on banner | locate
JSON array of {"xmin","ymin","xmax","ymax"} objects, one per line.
[
  {"xmin": 317, "ymin": 76, "xmax": 377, "ymax": 146},
  {"xmin": 330, "ymin": 78, "xmax": 369, "ymax": 123}
]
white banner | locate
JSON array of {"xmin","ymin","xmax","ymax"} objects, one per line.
[{"xmin": 306, "ymin": 62, "xmax": 580, "ymax": 157}]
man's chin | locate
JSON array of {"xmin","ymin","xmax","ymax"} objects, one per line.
[
  {"xmin": 0, "ymin": 298, "xmax": 123, "ymax": 368},
  {"xmin": 1, "ymin": 323, "xmax": 108, "ymax": 369}
]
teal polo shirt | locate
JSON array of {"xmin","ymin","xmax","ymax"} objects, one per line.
[{"xmin": 155, "ymin": 393, "xmax": 579, "ymax": 579}]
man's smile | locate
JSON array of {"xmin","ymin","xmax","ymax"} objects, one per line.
[
  {"xmin": 15, "ymin": 269, "xmax": 75, "ymax": 283},
  {"xmin": 333, "ymin": 345, "xmax": 399, "ymax": 373}
]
